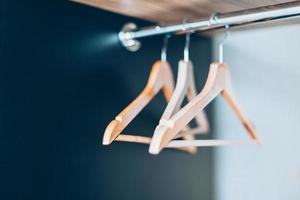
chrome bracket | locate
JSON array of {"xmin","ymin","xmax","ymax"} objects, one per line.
[{"xmin": 118, "ymin": 23, "xmax": 141, "ymax": 52}]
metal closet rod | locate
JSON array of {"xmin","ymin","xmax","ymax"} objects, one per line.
[{"xmin": 119, "ymin": 2, "xmax": 300, "ymax": 51}]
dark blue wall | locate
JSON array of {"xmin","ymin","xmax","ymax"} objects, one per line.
[{"xmin": 0, "ymin": 1, "xmax": 213, "ymax": 200}]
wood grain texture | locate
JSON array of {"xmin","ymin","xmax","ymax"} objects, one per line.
[{"xmin": 71, "ymin": 0, "xmax": 296, "ymax": 23}]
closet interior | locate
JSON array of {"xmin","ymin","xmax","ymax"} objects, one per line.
[{"xmin": 2, "ymin": 1, "xmax": 300, "ymax": 200}]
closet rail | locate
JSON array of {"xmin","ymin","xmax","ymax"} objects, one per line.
[{"xmin": 119, "ymin": 2, "xmax": 300, "ymax": 51}]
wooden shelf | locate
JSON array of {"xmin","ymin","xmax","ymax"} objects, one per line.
[{"xmin": 72, "ymin": 0, "xmax": 296, "ymax": 23}]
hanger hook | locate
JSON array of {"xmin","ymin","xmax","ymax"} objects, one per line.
[
  {"xmin": 161, "ymin": 34, "xmax": 171, "ymax": 61},
  {"xmin": 184, "ymin": 32, "xmax": 191, "ymax": 62},
  {"xmin": 219, "ymin": 24, "xmax": 230, "ymax": 63}
]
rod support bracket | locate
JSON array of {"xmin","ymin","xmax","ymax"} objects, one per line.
[{"xmin": 119, "ymin": 23, "xmax": 141, "ymax": 52}]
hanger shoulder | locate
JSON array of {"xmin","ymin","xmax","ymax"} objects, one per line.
[
  {"xmin": 116, "ymin": 61, "xmax": 174, "ymax": 123},
  {"xmin": 185, "ymin": 61, "xmax": 209, "ymax": 133},
  {"xmin": 145, "ymin": 61, "xmax": 173, "ymax": 98},
  {"xmin": 160, "ymin": 60, "xmax": 190, "ymax": 121},
  {"xmin": 160, "ymin": 61, "xmax": 175, "ymax": 101},
  {"xmin": 153, "ymin": 60, "xmax": 198, "ymax": 153},
  {"xmin": 103, "ymin": 61, "xmax": 173, "ymax": 145},
  {"xmin": 221, "ymin": 83, "xmax": 258, "ymax": 140},
  {"xmin": 149, "ymin": 62, "xmax": 227, "ymax": 154},
  {"xmin": 102, "ymin": 92, "xmax": 150, "ymax": 145}
]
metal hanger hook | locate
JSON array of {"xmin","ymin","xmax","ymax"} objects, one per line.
[
  {"xmin": 219, "ymin": 24, "xmax": 230, "ymax": 63},
  {"xmin": 184, "ymin": 32, "xmax": 191, "ymax": 62},
  {"xmin": 161, "ymin": 34, "xmax": 171, "ymax": 61}
]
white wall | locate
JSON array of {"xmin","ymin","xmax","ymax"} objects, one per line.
[{"xmin": 213, "ymin": 23, "xmax": 300, "ymax": 200}]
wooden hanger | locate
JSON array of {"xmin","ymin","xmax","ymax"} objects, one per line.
[
  {"xmin": 152, "ymin": 60, "xmax": 209, "ymax": 141},
  {"xmin": 151, "ymin": 33, "xmax": 208, "ymax": 153},
  {"xmin": 163, "ymin": 60, "xmax": 210, "ymax": 132},
  {"xmin": 149, "ymin": 62, "xmax": 259, "ymax": 154},
  {"xmin": 154, "ymin": 34, "xmax": 209, "ymax": 142},
  {"xmin": 103, "ymin": 60, "xmax": 199, "ymax": 153}
]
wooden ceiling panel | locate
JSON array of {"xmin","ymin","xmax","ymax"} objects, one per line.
[{"xmin": 72, "ymin": 0, "xmax": 297, "ymax": 23}]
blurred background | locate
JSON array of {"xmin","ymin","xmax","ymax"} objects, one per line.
[
  {"xmin": 213, "ymin": 23, "xmax": 300, "ymax": 199},
  {"xmin": 1, "ymin": 1, "xmax": 300, "ymax": 200}
]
